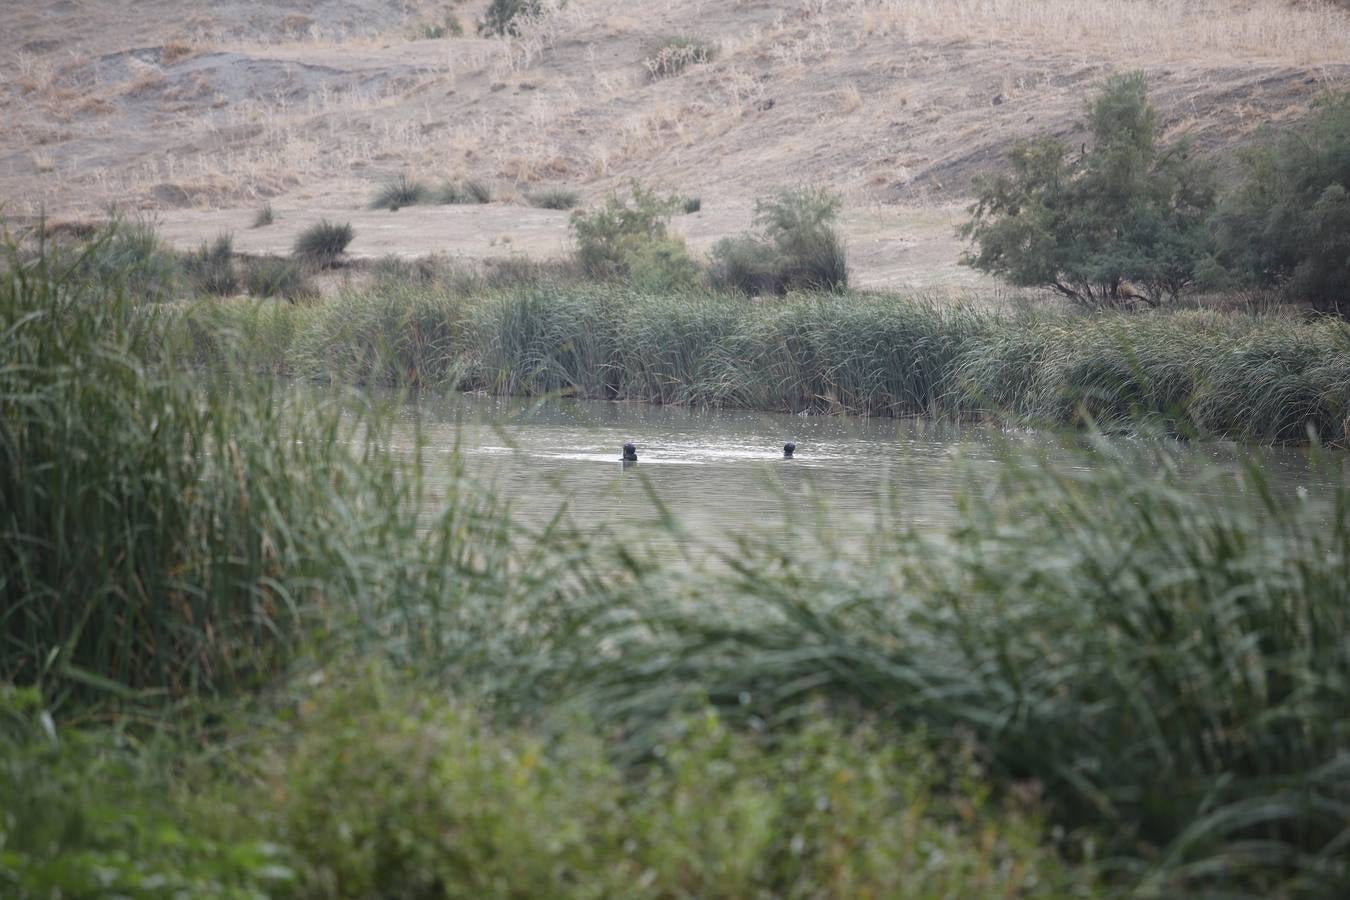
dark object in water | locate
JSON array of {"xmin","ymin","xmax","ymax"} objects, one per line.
[
  {"xmin": 622, "ymin": 442, "xmax": 638, "ymax": 462},
  {"xmin": 783, "ymin": 442, "xmax": 796, "ymax": 459}
]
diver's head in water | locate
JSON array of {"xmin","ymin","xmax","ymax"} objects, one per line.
[
  {"xmin": 783, "ymin": 442, "xmax": 796, "ymax": 459},
  {"xmin": 622, "ymin": 442, "xmax": 638, "ymax": 462}
]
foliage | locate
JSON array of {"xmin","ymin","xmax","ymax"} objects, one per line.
[
  {"xmin": 8, "ymin": 225, "xmax": 1350, "ymax": 895},
  {"xmin": 0, "ymin": 686, "xmax": 293, "ymax": 898},
  {"xmin": 681, "ymin": 194, "xmax": 702, "ymax": 214},
  {"xmin": 242, "ymin": 255, "xmax": 314, "ymax": 302},
  {"xmin": 570, "ymin": 180, "xmax": 698, "ymax": 290},
  {"xmin": 182, "ymin": 232, "xmax": 237, "ymax": 296},
  {"xmin": 370, "ymin": 174, "xmax": 428, "ymax": 211},
  {"xmin": 1211, "ymin": 91, "xmax": 1350, "ymax": 312},
  {"xmin": 555, "ymin": 444, "xmax": 1350, "ymax": 896},
  {"xmin": 239, "ymin": 678, "xmax": 1086, "ymax": 899},
  {"xmin": 415, "ymin": 11, "xmax": 463, "ymax": 39},
  {"xmin": 433, "ymin": 178, "xmax": 492, "ymax": 204},
  {"xmin": 65, "ymin": 217, "xmax": 181, "ymax": 302},
  {"xmin": 711, "ymin": 186, "xmax": 848, "ymax": 294},
  {"xmin": 159, "ymin": 269, "xmax": 1350, "ymax": 443},
  {"xmin": 962, "ymin": 72, "xmax": 1216, "ymax": 307},
  {"xmin": 292, "ymin": 219, "xmax": 353, "ymax": 267},
  {"xmin": 527, "ymin": 187, "xmax": 580, "ymax": 210},
  {"xmin": 0, "ymin": 228, "xmax": 415, "ymax": 699},
  {"xmin": 478, "ymin": 0, "xmax": 543, "ymax": 36},
  {"xmin": 251, "ymin": 203, "xmax": 274, "ymax": 228}
]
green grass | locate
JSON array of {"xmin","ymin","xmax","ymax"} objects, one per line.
[
  {"xmin": 527, "ymin": 187, "xmax": 580, "ymax": 210},
  {"xmin": 4, "ymin": 224, "xmax": 1350, "ymax": 896},
  {"xmin": 370, "ymin": 175, "xmax": 429, "ymax": 211},
  {"xmin": 225, "ymin": 281, "xmax": 1350, "ymax": 444},
  {"xmin": 292, "ymin": 219, "xmax": 353, "ymax": 267}
]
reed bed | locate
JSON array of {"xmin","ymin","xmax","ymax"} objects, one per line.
[
  {"xmin": 218, "ymin": 281, "xmax": 1350, "ymax": 445},
  {"xmin": 4, "ymin": 229, "xmax": 1348, "ymax": 895}
]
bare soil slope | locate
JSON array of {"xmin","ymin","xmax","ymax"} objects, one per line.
[{"xmin": 5, "ymin": 0, "xmax": 1348, "ymax": 288}]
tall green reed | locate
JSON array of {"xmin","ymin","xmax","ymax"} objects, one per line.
[
  {"xmin": 545, "ymin": 442, "xmax": 1350, "ymax": 894},
  {"xmin": 212, "ymin": 279, "xmax": 1349, "ymax": 444},
  {"xmin": 0, "ymin": 228, "xmax": 593, "ymax": 705}
]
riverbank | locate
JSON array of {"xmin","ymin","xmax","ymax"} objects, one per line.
[
  {"xmin": 185, "ymin": 279, "xmax": 1350, "ymax": 445},
  {"xmin": 5, "ymin": 230, "xmax": 1349, "ymax": 896}
]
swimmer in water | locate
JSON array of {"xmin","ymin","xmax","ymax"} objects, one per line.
[{"xmin": 783, "ymin": 442, "xmax": 796, "ymax": 459}]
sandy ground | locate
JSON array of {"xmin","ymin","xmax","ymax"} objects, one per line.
[{"xmin": 4, "ymin": 0, "xmax": 1348, "ymax": 290}]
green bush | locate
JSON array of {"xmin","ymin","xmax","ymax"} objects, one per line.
[
  {"xmin": 962, "ymin": 72, "xmax": 1216, "ymax": 307},
  {"xmin": 0, "ymin": 687, "xmax": 293, "ymax": 898},
  {"xmin": 68, "ymin": 218, "xmax": 180, "ymax": 303},
  {"xmin": 478, "ymin": 0, "xmax": 542, "ymax": 36},
  {"xmin": 243, "ymin": 255, "xmax": 314, "ymax": 301},
  {"xmin": 247, "ymin": 678, "xmax": 1086, "ymax": 899},
  {"xmin": 370, "ymin": 174, "xmax": 428, "ymax": 211},
  {"xmin": 182, "ymin": 232, "xmax": 236, "ymax": 296},
  {"xmin": 711, "ymin": 186, "xmax": 848, "ymax": 294},
  {"xmin": 1211, "ymin": 91, "xmax": 1350, "ymax": 312},
  {"xmin": 252, "ymin": 202, "xmax": 274, "ymax": 228},
  {"xmin": 570, "ymin": 180, "xmax": 698, "ymax": 290},
  {"xmin": 293, "ymin": 219, "xmax": 353, "ymax": 268}
]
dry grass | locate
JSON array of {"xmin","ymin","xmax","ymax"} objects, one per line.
[
  {"xmin": 843, "ymin": 0, "xmax": 1350, "ymax": 64},
  {"xmin": 836, "ymin": 81, "xmax": 863, "ymax": 114},
  {"xmin": 160, "ymin": 40, "xmax": 198, "ymax": 65}
]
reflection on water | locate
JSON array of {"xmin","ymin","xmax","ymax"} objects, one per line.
[{"xmin": 344, "ymin": 388, "xmax": 1338, "ymax": 556}]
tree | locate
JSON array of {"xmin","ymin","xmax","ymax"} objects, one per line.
[
  {"xmin": 1210, "ymin": 91, "xmax": 1350, "ymax": 313},
  {"xmin": 962, "ymin": 73, "xmax": 1216, "ymax": 307}
]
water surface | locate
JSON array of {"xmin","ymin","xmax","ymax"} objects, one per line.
[{"xmin": 363, "ymin": 391, "xmax": 1339, "ymax": 557}]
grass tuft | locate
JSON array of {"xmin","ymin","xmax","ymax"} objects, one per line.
[
  {"xmin": 292, "ymin": 220, "xmax": 353, "ymax": 268},
  {"xmin": 371, "ymin": 175, "xmax": 429, "ymax": 211},
  {"xmin": 527, "ymin": 188, "xmax": 580, "ymax": 210}
]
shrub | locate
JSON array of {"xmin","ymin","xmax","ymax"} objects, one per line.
[
  {"xmin": 416, "ymin": 13, "xmax": 463, "ymax": 39},
  {"xmin": 433, "ymin": 178, "xmax": 492, "ymax": 205},
  {"xmin": 293, "ymin": 220, "xmax": 353, "ymax": 268},
  {"xmin": 243, "ymin": 255, "xmax": 314, "ymax": 302},
  {"xmin": 570, "ymin": 180, "xmax": 697, "ymax": 289},
  {"xmin": 628, "ymin": 236, "xmax": 702, "ymax": 293},
  {"xmin": 644, "ymin": 37, "xmax": 715, "ymax": 80},
  {"xmin": 252, "ymin": 678, "xmax": 1085, "ymax": 899},
  {"xmin": 962, "ymin": 72, "xmax": 1216, "ymax": 307},
  {"xmin": 182, "ymin": 233, "xmax": 236, "ymax": 296},
  {"xmin": 460, "ymin": 178, "xmax": 492, "ymax": 204},
  {"xmin": 711, "ymin": 186, "xmax": 848, "ymax": 294},
  {"xmin": 370, "ymin": 175, "xmax": 428, "ymax": 211},
  {"xmin": 681, "ymin": 195, "xmax": 701, "ymax": 214},
  {"xmin": 708, "ymin": 234, "xmax": 784, "ymax": 295},
  {"xmin": 527, "ymin": 187, "xmax": 580, "ymax": 210},
  {"xmin": 68, "ymin": 218, "xmax": 180, "ymax": 303},
  {"xmin": 252, "ymin": 203, "xmax": 275, "ymax": 228},
  {"xmin": 478, "ymin": 0, "xmax": 542, "ymax": 36},
  {"xmin": 1211, "ymin": 91, "xmax": 1350, "ymax": 312},
  {"xmin": 0, "ymin": 688, "xmax": 293, "ymax": 898}
]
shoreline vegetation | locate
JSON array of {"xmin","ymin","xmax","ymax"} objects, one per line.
[
  {"xmin": 184, "ymin": 278, "xmax": 1350, "ymax": 446},
  {"xmin": 3, "ymin": 223, "xmax": 1349, "ymax": 897}
]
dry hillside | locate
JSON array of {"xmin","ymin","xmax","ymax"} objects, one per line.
[{"xmin": 4, "ymin": 0, "xmax": 1348, "ymax": 288}]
